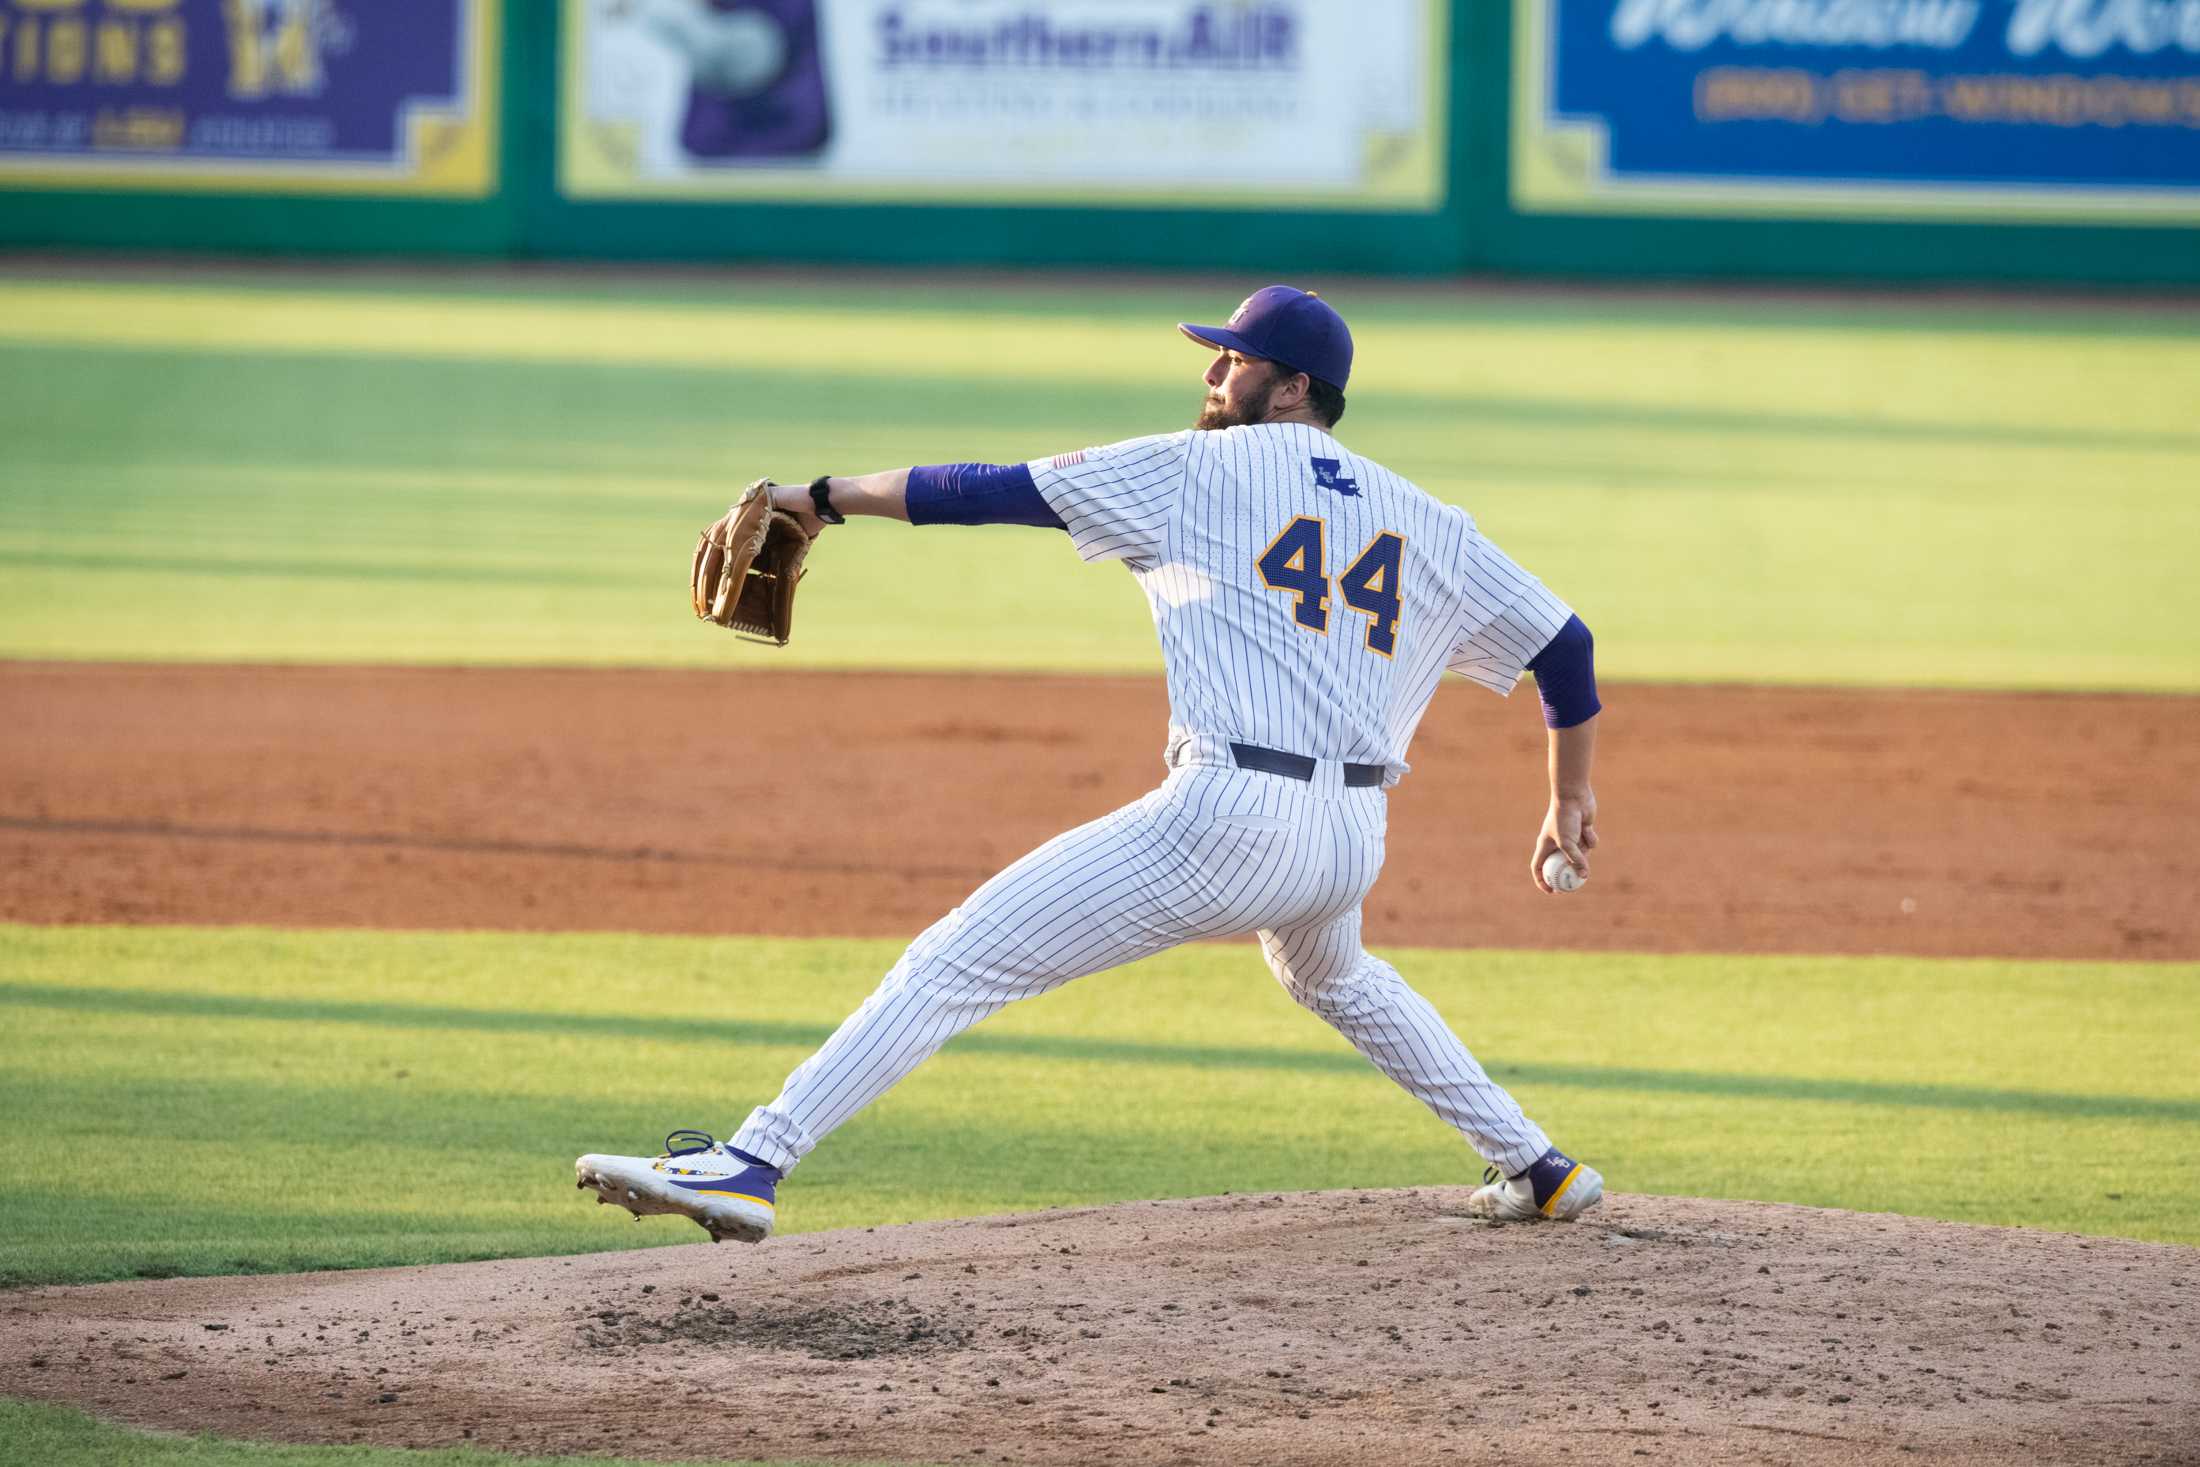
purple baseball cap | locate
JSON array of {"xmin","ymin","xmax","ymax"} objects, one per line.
[{"xmin": 1178, "ymin": 285, "xmax": 1353, "ymax": 392}]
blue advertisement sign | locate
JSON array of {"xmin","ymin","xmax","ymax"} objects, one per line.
[
  {"xmin": 1514, "ymin": 0, "xmax": 2200, "ymax": 222},
  {"xmin": 0, "ymin": 0, "xmax": 497, "ymax": 195}
]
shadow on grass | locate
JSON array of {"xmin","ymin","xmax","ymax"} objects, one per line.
[
  {"xmin": 6, "ymin": 346, "xmax": 2194, "ymax": 462},
  {"xmin": 7, "ymin": 981, "xmax": 2195, "ymax": 1125}
]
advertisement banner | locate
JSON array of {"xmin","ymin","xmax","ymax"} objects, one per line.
[
  {"xmin": 560, "ymin": 0, "xmax": 1445, "ymax": 210},
  {"xmin": 0, "ymin": 0, "xmax": 497, "ymax": 196},
  {"xmin": 1514, "ymin": 0, "xmax": 2200, "ymax": 222}
]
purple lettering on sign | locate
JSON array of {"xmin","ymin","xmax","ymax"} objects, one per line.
[{"xmin": 876, "ymin": 6, "xmax": 1299, "ymax": 71}]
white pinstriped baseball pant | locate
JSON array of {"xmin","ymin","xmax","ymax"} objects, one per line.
[{"xmin": 731, "ymin": 757, "xmax": 1553, "ymax": 1178}]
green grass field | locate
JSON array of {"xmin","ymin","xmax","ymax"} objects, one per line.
[
  {"xmin": 3, "ymin": 922, "xmax": 2195, "ymax": 1292},
  {"xmin": 1, "ymin": 272, "xmax": 2195, "ymax": 687},
  {"xmin": 0, "ymin": 1401, "xmax": 912, "ymax": 1467}
]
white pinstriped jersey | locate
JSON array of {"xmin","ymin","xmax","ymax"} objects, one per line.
[
  {"xmin": 1029, "ymin": 422, "xmax": 1575, "ymax": 783},
  {"xmin": 720, "ymin": 422, "xmax": 1576, "ymax": 1185}
]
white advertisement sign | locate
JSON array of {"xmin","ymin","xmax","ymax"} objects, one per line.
[{"xmin": 561, "ymin": 0, "xmax": 1445, "ymax": 209}]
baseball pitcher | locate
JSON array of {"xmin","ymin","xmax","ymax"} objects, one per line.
[{"xmin": 582, "ymin": 286, "xmax": 1607, "ymax": 1239}]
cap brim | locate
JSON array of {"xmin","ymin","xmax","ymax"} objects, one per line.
[{"xmin": 1178, "ymin": 323, "xmax": 1258, "ymax": 356}]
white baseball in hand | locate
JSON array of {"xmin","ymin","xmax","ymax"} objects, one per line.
[{"xmin": 1542, "ymin": 852, "xmax": 1585, "ymax": 893}]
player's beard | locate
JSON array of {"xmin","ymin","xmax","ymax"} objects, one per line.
[{"xmin": 1193, "ymin": 372, "xmax": 1281, "ymax": 431}]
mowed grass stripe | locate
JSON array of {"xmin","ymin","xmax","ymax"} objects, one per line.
[
  {"xmin": 2, "ymin": 278, "xmax": 2197, "ymax": 686},
  {"xmin": 4, "ymin": 279, "xmax": 2196, "ymax": 434},
  {"xmin": 15, "ymin": 261, "xmax": 2200, "ymax": 338},
  {"xmin": 1, "ymin": 923, "xmax": 2194, "ymax": 1292}
]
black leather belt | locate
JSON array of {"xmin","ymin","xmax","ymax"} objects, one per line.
[{"xmin": 1229, "ymin": 741, "xmax": 1385, "ymax": 788}]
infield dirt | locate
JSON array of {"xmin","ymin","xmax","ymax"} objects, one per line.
[
  {"xmin": 5, "ymin": 1191, "xmax": 2194, "ymax": 1466},
  {"xmin": 4, "ymin": 662, "xmax": 2195, "ymax": 959}
]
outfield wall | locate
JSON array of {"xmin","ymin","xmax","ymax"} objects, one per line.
[{"xmin": 1, "ymin": 1, "xmax": 2194, "ymax": 286}]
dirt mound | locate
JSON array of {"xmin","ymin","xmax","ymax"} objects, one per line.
[{"xmin": 4, "ymin": 1192, "xmax": 2193, "ymax": 1466}]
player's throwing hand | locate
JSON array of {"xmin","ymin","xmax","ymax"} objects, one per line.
[{"xmin": 1533, "ymin": 787, "xmax": 1597, "ymax": 894}]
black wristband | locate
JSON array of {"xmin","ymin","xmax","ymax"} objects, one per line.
[{"xmin": 808, "ymin": 475, "xmax": 846, "ymax": 526}]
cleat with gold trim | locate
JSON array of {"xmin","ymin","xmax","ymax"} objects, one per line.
[
  {"xmin": 1465, "ymin": 1146, "xmax": 1603, "ymax": 1223},
  {"xmin": 576, "ymin": 1129, "xmax": 779, "ymax": 1244}
]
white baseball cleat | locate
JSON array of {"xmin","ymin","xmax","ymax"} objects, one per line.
[
  {"xmin": 575, "ymin": 1129, "xmax": 780, "ymax": 1244},
  {"xmin": 1466, "ymin": 1146, "xmax": 1604, "ymax": 1222}
]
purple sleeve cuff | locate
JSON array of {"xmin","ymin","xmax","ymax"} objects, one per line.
[
  {"xmin": 905, "ymin": 462, "xmax": 1066, "ymax": 530},
  {"xmin": 1525, "ymin": 614, "xmax": 1601, "ymax": 729}
]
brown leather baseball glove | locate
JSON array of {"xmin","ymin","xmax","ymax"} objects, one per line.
[{"xmin": 691, "ymin": 480, "xmax": 813, "ymax": 646}]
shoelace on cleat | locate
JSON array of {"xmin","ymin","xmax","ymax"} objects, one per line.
[{"xmin": 661, "ymin": 1128, "xmax": 719, "ymax": 1158}]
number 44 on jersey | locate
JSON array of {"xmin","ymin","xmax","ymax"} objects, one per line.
[{"xmin": 1258, "ymin": 516, "xmax": 1405, "ymax": 658}]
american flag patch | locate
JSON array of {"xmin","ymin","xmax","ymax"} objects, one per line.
[{"xmin": 1051, "ymin": 450, "xmax": 1086, "ymax": 469}]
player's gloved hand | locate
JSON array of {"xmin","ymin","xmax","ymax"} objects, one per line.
[
  {"xmin": 1532, "ymin": 789, "xmax": 1596, "ymax": 894},
  {"xmin": 691, "ymin": 479, "xmax": 815, "ymax": 646}
]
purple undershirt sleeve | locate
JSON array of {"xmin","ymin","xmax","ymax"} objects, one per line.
[
  {"xmin": 905, "ymin": 463, "xmax": 1067, "ymax": 530},
  {"xmin": 1524, "ymin": 614, "xmax": 1601, "ymax": 729}
]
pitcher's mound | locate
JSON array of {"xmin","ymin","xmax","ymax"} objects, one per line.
[{"xmin": 4, "ymin": 1191, "xmax": 2194, "ymax": 1466}]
